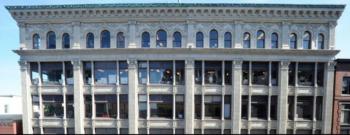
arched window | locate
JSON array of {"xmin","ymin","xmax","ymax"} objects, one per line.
[
  {"xmin": 141, "ymin": 32, "xmax": 150, "ymax": 48},
  {"xmin": 196, "ymin": 32, "xmax": 204, "ymax": 48},
  {"xmin": 257, "ymin": 30, "xmax": 265, "ymax": 48},
  {"xmin": 47, "ymin": 31, "xmax": 56, "ymax": 49},
  {"xmin": 62, "ymin": 33, "xmax": 70, "ymax": 49},
  {"xmin": 117, "ymin": 32, "xmax": 125, "ymax": 48},
  {"xmin": 290, "ymin": 33, "xmax": 297, "ymax": 49},
  {"xmin": 156, "ymin": 30, "xmax": 167, "ymax": 48},
  {"xmin": 209, "ymin": 29, "xmax": 218, "ymax": 48},
  {"xmin": 317, "ymin": 34, "xmax": 324, "ymax": 49},
  {"xmin": 32, "ymin": 34, "xmax": 40, "ymax": 49},
  {"xmin": 173, "ymin": 32, "xmax": 182, "ymax": 48},
  {"xmin": 271, "ymin": 33, "xmax": 278, "ymax": 49},
  {"xmin": 303, "ymin": 31, "xmax": 311, "ymax": 49},
  {"xmin": 243, "ymin": 32, "xmax": 251, "ymax": 48},
  {"xmin": 224, "ymin": 32, "xmax": 232, "ymax": 48},
  {"xmin": 86, "ymin": 33, "xmax": 94, "ymax": 48},
  {"xmin": 101, "ymin": 30, "xmax": 110, "ymax": 48}
]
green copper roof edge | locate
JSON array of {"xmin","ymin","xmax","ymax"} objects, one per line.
[{"xmin": 5, "ymin": 3, "xmax": 346, "ymax": 10}]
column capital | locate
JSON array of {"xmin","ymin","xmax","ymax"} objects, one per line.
[
  {"xmin": 18, "ymin": 60, "xmax": 28, "ymax": 71},
  {"xmin": 329, "ymin": 21, "xmax": 337, "ymax": 27},
  {"xmin": 185, "ymin": 59, "xmax": 195, "ymax": 67},
  {"xmin": 280, "ymin": 60, "xmax": 290, "ymax": 69},
  {"xmin": 327, "ymin": 61, "xmax": 336, "ymax": 71},
  {"xmin": 17, "ymin": 22, "xmax": 26, "ymax": 28},
  {"xmin": 71, "ymin": 59, "xmax": 81, "ymax": 70},
  {"xmin": 233, "ymin": 60, "xmax": 243, "ymax": 67},
  {"xmin": 127, "ymin": 59, "xmax": 138, "ymax": 67}
]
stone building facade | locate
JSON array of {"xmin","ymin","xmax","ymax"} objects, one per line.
[{"xmin": 6, "ymin": 3, "xmax": 344, "ymax": 134}]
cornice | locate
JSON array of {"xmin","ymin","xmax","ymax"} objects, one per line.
[{"xmin": 6, "ymin": 3, "xmax": 345, "ymax": 23}]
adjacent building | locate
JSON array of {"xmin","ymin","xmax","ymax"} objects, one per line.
[
  {"xmin": 0, "ymin": 95, "xmax": 22, "ymax": 134},
  {"xmin": 6, "ymin": 3, "xmax": 345, "ymax": 134}
]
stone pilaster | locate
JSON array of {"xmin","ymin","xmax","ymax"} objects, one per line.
[
  {"xmin": 72, "ymin": 60, "xmax": 84, "ymax": 134},
  {"xmin": 277, "ymin": 61, "xmax": 290, "ymax": 134},
  {"xmin": 234, "ymin": 21, "xmax": 243, "ymax": 48},
  {"xmin": 128, "ymin": 21, "xmax": 137, "ymax": 48},
  {"xmin": 322, "ymin": 61, "xmax": 336, "ymax": 134},
  {"xmin": 128, "ymin": 59, "xmax": 138, "ymax": 134},
  {"xmin": 185, "ymin": 59, "xmax": 195, "ymax": 134},
  {"xmin": 328, "ymin": 21, "xmax": 337, "ymax": 50},
  {"xmin": 72, "ymin": 22, "xmax": 81, "ymax": 49},
  {"xmin": 18, "ymin": 22, "xmax": 27, "ymax": 50},
  {"xmin": 232, "ymin": 60, "xmax": 242, "ymax": 134},
  {"xmin": 19, "ymin": 60, "xmax": 32, "ymax": 134},
  {"xmin": 281, "ymin": 22, "xmax": 290, "ymax": 49}
]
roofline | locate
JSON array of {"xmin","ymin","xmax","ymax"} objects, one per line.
[
  {"xmin": 5, "ymin": 3, "xmax": 346, "ymax": 11},
  {"xmin": 336, "ymin": 59, "xmax": 350, "ymax": 63}
]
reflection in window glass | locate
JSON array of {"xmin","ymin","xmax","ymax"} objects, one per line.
[
  {"xmin": 117, "ymin": 32, "xmax": 125, "ymax": 48},
  {"xmin": 224, "ymin": 95, "xmax": 231, "ymax": 119},
  {"xmin": 316, "ymin": 96, "xmax": 323, "ymax": 121},
  {"xmin": 150, "ymin": 95, "xmax": 173, "ymax": 119},
  {"xmin": 33, "ymin": 34, "xmax": 40, "ymax": 49},
  {"xmin": 317, "ymin": 63, "xmax": 324, "ymax": 87},
  {"xmin": 242, "ymin": 96, "xmax": 248, "ymax": 119},
  {"xmin": 65, "ymin": 62, "xmax": 74, "ymax": 85},
  {"xmin": 94, "ymin": 61, "xmax": 116, "ymax": 85},
  {"xmin": 252, "ymin": 62, "xmax": 269, "ymax": 85},
  {"xmin": 224, "ymin": 32, "xmax": 232, "ymax": 48},
  {"xmin": 242, "ymin": 62, "xmax": 249, "ymax": 85},
  {"xmin": 95, "ymin": 95, "xmax": 117, "ymax": 118},
  {"xmin": 195, "ymin": 95, "xmax": 202, "ymax": 119},
  {"xmin": 288, "ymin": 62, "xmax": 296, "ymax": 86},
  {"xmin": 86, "ymin": 33, "xmax": 94, "ymax": 48},
  {"xmin": 142, "ymin": 32, "xmax": 150, "ymax": 48},
  {"xmin": 149, "ymin": 61, "xmax": 173, "ymax": 84},
  {"xmin": 175, "ymin": 61, "xmax": 185, "ymax": 85},
  {"xmin": 119, "ymin": 61, "xmax": 128, "ymax": 85},
  {"xmin": 101, "ymin": 30, "xmax": 111, "ymax": 48},
  {"xmin": 173, "ymin": 32, "xmax": 182, "ymax": 48},
  {"xmin": 176, "ymin": 95, "xmax": 184, "ymax": 119},
  {"xmin": 83, "ymin": 62, "xmax": 92, "ymax": 85},
  {"xmin": 139, "ymin": 95, "xmax": 147, "ymax": 119},
  {"xmin": 204, "ymin": 95, "xmax": 221, "ymax": 119},
  {"xmin": 270, "ymin": 96, "xmax": 277, "ymax": 120},
  {"xmin": 47, "ymin": 31, "xmax": 56, "ymax": 49},
  {"xmin": 303, "ymin": 32, "xmax": 311, "ymax": 49},
  {"xmin": 290, "ymin": 33, "xmax": 297, "ymax": 49},
  {"xmin": 196, "ymin": 32, "xmax": 204, "ymax": 48},
  {"xmin": 41, "ymin": 62, "xmax": 63, "ymax": 85},
  {"xmin": 156, "ymin": 30, "xmax": 167, "ymax": 48},
  {"xmin": 251, "ymin": 96, "xmax": 268, "ymax": 120},
  {"xmin": 138, "ymin": 61, "xmax": 147, "ymax": 84},
  {"xmin": 195, "ymin": 61, "xmax": 202, "ymax": 84},
  {"xmin": 32, "ymin": 95, "xmax": 40, "ymax": 118},
  {"xmin": 271, "ymin": 62, "xmax": 279, "ymax": 86},
  {"xmin": 257, "ymin": 30, "xmax": 265, "ymax": 48},
  {"xmin": 120, "ymin": 94, "xmax": 128, "ymax": 119},
  {"xmin": 66, "ymin": 95, "xmax": 74, "ymax": 118},
  {"xmin": 205, "ymin": 61, "xmax": 222, "ymax": 85},
  {"xmin": 224, "ymin": 61, "xmax": 232, "ymax": 85},
  {"xmin": 62, "ymin": 33, "xmax": 70, "ymax": 49},
  {"xmin": 30, "ymin": 62, "xmax": 39, "ymax": 85},
  {"xmin": 288, "ymin": 96, "xmax": 294, "ymax": 120},
  {"xmin": 209, "ymin": 29, "xmax": 218, "ymax": 48},
  {"xmin": 43, "ymin": 128, "xmax": 64, "ymax": 134},
  {"xmin": 243, "ymin": 33, "xmax": 251, "ymax": 48},
  {"xmin": 341, "ymin": 104, "xmax": 350, "ymax": 124},
  {"xmin": 298, "ymin": 63, "xmax": 315, "ymax": 86},
  {"xmin": 343, "ymin": 77, "xmax": 350, "ymax": 95},
  {"xmin": 43, "ymin": 95, "xmax": 63, "ymax": 118},
  {"xmin": 271, "ymin": 33, "xmax": 278, "ymax": 49},
  {"xmin": 317, "ymin": 34, "xmax": 324, "ymax": 49},
  {"xmin": 297, "ymin": 96, "xmax": 313, "ymax": 120},
  {"xmin": 84, "ymin": 95, "xmax": 92, "ymax": 118}
]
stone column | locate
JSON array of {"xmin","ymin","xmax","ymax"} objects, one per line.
[
  {"xmin": 277, "ymin": 61, "xmax": 290, "ymax": 134},
  {"xmin": 328, "ymin": 21, "xmax": 337, "ymax": 50},
  {"xmin": 234, "ymin": 21, "xmax": 243, "ymax": 48},
  {"xmin": 128, "ymin": 59, "xmax": 138, "ymax": 134},
  {"xmin": 232, "ymin": 60, "xmax": 242, "ymax": 134},
  {"xmin": 73, "ymin": 60, "xmax": 84, "ymax": 134},
  {"xmin": 128, "ymin": 21, "xmax": 137, "ymax": 48},
  {"xmin": 19, "ymin": 61, "xmax": 32, "ymax": 134},
  {"xmin": 322, "ymin": 61, "xmax": 336, "ymax": 134},
  {"xmin": 72, "ymin": 22, "xmax": 81, "ymax": 49},
  {"xmin": 185, "ymin": 59, "xmax": 195, "ymax": 134},
  {"xmin": 281, "ymin": 22, "xmax": 290, "ymax": 49},
  {"xmin": 18, "ymin": 23, "xmax": 27, "ymax": 49}
]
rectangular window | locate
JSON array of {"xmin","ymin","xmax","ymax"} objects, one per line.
[
  {"xmin": 296, "ymin": 130, "xmax": 312, "ymax": 134},
  {"xmin": 250, "ymin": 129, "xmax": 268, "ymax": 134},
  {"xmin": 343, "ymin": 77, "xmax": 350, "ymax": 95},
  {"xmin": 204, "ymin": 129, "xmax": 221, "ymax": 134},
  {"xmin": 176, "ymin": 95, "xmax": 184, "ymax": 119},
  {"xmin": 95, "ymin": 95, "xmax": 117, "ymax": 118},
  {"xmin": 194, "ymin": 129, "xmax": 202, "ymax": 134},
  {"xmin": 224, "ymin": 95, "xmax": 231, "ymax": 119},
  {"xmin": 252, "ymin": 62, "xmax": 269, "ymax": 85},
  {"xmin": 251, "ymin": 96, "xmax": 268, "ymax": 120},
  {"xmin": 150, "ymin": 95, "xmax": 173, "ymax": 119},
  {"xmin": 43, "ymin": 128, "xmax": 64, "ymax": 134},
  {"xmin": 139, "ymin": 128, "xmax": 147, "ymax": 134},
  {"xmin": 32, "ymin": 95, "xmax": 40, "ymax": 118},
  {"xmin": 149, "ymin": 61, "xmax": 173, "ymax": 84},
  {"xmin": 316, "ymin": 96, "xmax": 323, "ymax": 121},
  {"xmin": 138, "ymin": 61, "xmax": 148, "ymax": 84},
  {"xmin": 149, "ymin": 129, "xmax": 173, "ymax": 134},
  {"xmin": 175, "ymin": 61, "xmax": 185, "ymax": 85},
  {"xmin": 94, "ymin": 61, "xmax": 117, "ymax": 85},
  {"xmin": 119, "ymin": 61, "xmax": 128, "ymax": 85},
  {"xmin": 84, "ymin": 128, "xmax": 93, "ymax": 134},
  {"xmin": 120, "ymin": 94, "xmax": 128, "ymax": 119},
  {"xmin": 242, "ymin": 96, "xmax": 248, "ymax": 119},
  {"xmin": 195, "ymin": 95, "xmax": 202, "ymax": 119},
  {"xmin": 270, "ymin": 96, "xmax": 278, "ymax": 120},
  {"xmin": 42, "ymin": 95, "xmax": 63, "ymax": 118},
  {"xmin": 95, "ymin": 128, "xmax": 117, "ymax": 134},
  {"xmin": 341, "ymin": 126, "xmax": 350, "ymax": 134},
  {"xmin": 297, "ymin": 96, "xmax": 313, "ymax": 120},
  {"xmin": 139, "ymin": 95, "xmax": 147, "ymax": 119},
  {"xmin": 41, "ymin": 62, "xmax": 63, "ymax": 85},
  {"xmin": 65, "ymin": 62, "xmax": 74, "ymax": 85},
  {"xmin": 205, "ymin": 61, "xmax": 222, "ymax": 85},
  {"xmin": 204, "ymin": 95, "xmax": 221, "ymax": 119},
  {"xmin": 84, "ymin": 95, "xmax": 92, "ymax": 118},
  {"xmin": 224, "ymin": 129, "xmax": 231, "ymax": 134},
  {"xmin": 30, "ymin": 62, "xmax": 39, "ymax": 85},
  {"xmin": 224, "ymin": 61, "xmax": 232, "ymax": 85},
  {"xmin": 120, "ymin": 128, "xmax": 128, "ymax": 134},
  {"xmin": 341, "ymin": 104, "xmax": 350, "ymax": 124},
  {"xmin": 66, "ymin": 95, "xmax": 74, "ymax": 118},
  {"xmin": 288, "ymin": 62, "xmax": 296, "ymax": 86},
  {"xmin": 271, "ymin": 62, "xmax": 279, "ymax": 86},
  {"xmin": 298, "ymin": 63, "xmax": 315, "ymax": 86},
  {"xmin": 83, "ymin": 62, "xmax": 92, "ymax": 85},
  {"xmin": 317, "ymin": 63, "xmax": 324, "ymax": 87},
  {"xmin": 288, "ymin": 96, "xmax": 294, "ymax": 120},
  {"xmin": 175, "ymin": 129, "xmax": 185, "ymax": 134},
  {"xmin": 67, "ymin": 128, "xmax": 74, "ymax": 134},
  {"xmin": 195, "ymin": 61, "xmax": 202, "ymax": 84},
  {"xmin": 242, "ymin": 61, "xmax": 249, "ymax": 85}
]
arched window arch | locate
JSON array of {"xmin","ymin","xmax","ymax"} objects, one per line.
[
  {"xmin": 303, "ymin": 31, "xmax": 311, "ymax": 49},
  {"xmin": 173, "ymin": 32, "xmax": 182, "ymax": 48},
  {"xmin": 156, "ymin": 29, "xmax": 167, "ymax": 47},
  {"xmin": 141, "ymin": 32, "xmax": 150, "ymax": 48},
  {"xmin": 243, "ymin": 32, "xmax": 251, "ymax": 48},
  {"xmin": 62, "ymin": 33, "xmax": 70, "ymax": 49},
  {"xmin": 317, "ymin": 34, "xmax": 325, "ymax": 49},
  {"xmin": 101, "ymin": 30, "xmax": 110, "ymax": 48},
  {"xmin": 271, "ymin": 33, "xmax": 278, "ymax": 49},
  {"xmin": 290, "ymin": 33, "xmax": 297, "ymax": 49},
  {"xmin": 257, "ymin": 30, "xmax": 265, "ymax": 48},
  {"xmin": 32, "ymin": 34, "xmax": 40, "ymax": 49},
  {"xmin": 209, "ymin": 29, "xmax": 218, "ymax": 48},
  {"xmin": 47, "ymin": 31, "xmax": 56, "ymax": 49},
  {"xmin": 86, "ymin": 33, "xmax": 94, "ymax": 48},
  {"xmin": 196, "ymin": 32, "xmax": 204, "ymax": 48},
  {"xmin": 117, "ymin": 32, "xmax": 125, "ymax": 48},
  {"xmin": 224, "ymin": 32, "xmax": 232, "ymax": 48}
]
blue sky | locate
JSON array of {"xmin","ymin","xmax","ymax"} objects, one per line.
[{"xmin": 0, "ymin": 0, "xmax": 349, "ymax": 95}]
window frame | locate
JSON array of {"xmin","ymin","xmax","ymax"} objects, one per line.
[
  {"xmin": 209, "ymin": 29, "xmax": 218, "ymax": 48},
  {"xmin": 196, "ymin": 32, "xmax": 204, "ymax": 48},
  {"xmin": 32, "ymin": 34, "xmax": 40, "ymax": 49},
  {"xmin": 173, "ymin": 31, "xmax": 182, "ymax": 48},
  {"xmin": 100, "ymin": 30, "xmax": 111, "ymax": 48},
  {"xmin": 156, "ymin": 30, "xmax": 167, "ymax": 48},
  {"xmin": 141, "ymin": 32, "xmax": 150, "ymax": 48}
]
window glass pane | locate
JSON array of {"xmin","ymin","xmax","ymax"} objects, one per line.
[
  {"xmin": 242, "ymin": 61, "xmax": 249, "ymax": 85},
  {"xmin": 138, "ymin": 61, "xmax": 148, "ymax": 84},
  {"xmin": 196, "ymin": 32, "xmax": 204, "ymax": 48},
  {"xmin": 288, "ymin": 62, "xmax": 296, "ymax": 86},
  {"xmin": 47, "ymin": 31, "xmax": 56, "ymax": 49},
  {"xmin": 142, "ymin": 32, "xmax": 150, "ymax": 48},
  {"xmin": 252, "ymin": 62, "xmax": 269, "ymax": 85},
  {"xmin": 83, "ymin": 62, "xmax": 92, "ymax": 85},
  {"xmin": 32, "ymin": 95, "xmax": 40, "ymax": 118},
  {"xmin": 41, "ymin": 62, "xmax": 63, "ymax": 85},
  {"xmin": 224, "ymin": 95, "xmax": 231, "ymax": 119},
  {"xmin": 120, "ymin": 128, "xmax": 128, "ymax": 134},
  {"xmin": 204, "ymin": 95, "xmax": 221, "ymax": 119},
  {"xmin": 176, "ymin": 95, "xmax": 184, "ymax": 119},
  {"xmin": 175, "ymin": 129, "xmax": 184, "ymax": 134},
  {"xmin": 271, "ymin": 62, "xmax": 279, "ymax": 86},
  {"xmin": 149, "ymin": 129, "xmax": 173, "ymax": 134},
  {"xmin": 205, "ymin": 61, "xmax": 222, "ymax": 85},
  {"xmin": 251, "ymin": 96, "xmax": 268, "ymax": 120},
  {"xmin": 84, "ymin": 95, "xmax": 92, "ymax": 118},
  {"xmin": 156, "ymin": 30, "xmax": 167, "ymax": 47},
  {"xmin": 43, "ymin": 128, "xmax": 64, "ymax": 134},
  {"xmin": 290, "ymin": 33, "xmax": 297, "ymax": 49},
  {"xmin": 316, "ymin": 96, "xmax": 323, "ymax": 121},
  {"xmin": 209, "ymin": 29, "xmax": 218, "ymax": 48},
  {"xmin": 318, "ymin": 34, "xmax": 324, "ymax": 49},
  {"xmin": 94, "ymin": 61, "xmax": 116, "ymax": 85},
  {"xmin": 257, "ymin": 30, "xmax": 265, "ymax": 48},
  {"xmin": 298, "ymin": 63, "xmax": 315, "ymax": 86},
  {"xmin": 101, "ymin": 30, "xmax": 110, "ymax": 48},
  {"xmin": 224, "ymin": 32, "xmax": 232, "ymax": 48},
  {"xmin": 84, "ymin": 128, "xmax": 92, "ymax": 134},
  {"xmin": 288, "ymin": 96, "xmax": 294, "ymax": 120},
  {"xmin": 195, "ymin": 61, "xmax": 202, "ymax": 84},
  {"xmin": 33, "ymin": 34, "xmax": 40, "ymax": 49},
  {"xmin": 296, "ymin": 130, "xmax": 312, "ymax": 134},
  {"xmin": 204, "ymin": 129, "xmax": 221, "ymax": 134},
  {"xmin": 119, "ymin": 61, "xmax": 128, "ymax": 85},
  {"xmin": 175, "ymin": 61, "xmax": 185, "ymax": 85},
  {"xmin": 270, "ymin": 96, "xmax": 278, "ymax": 120},
  {"xmin": 224, "ymin": 61, "xmax": 232, "ymax": 85},
  {"xmin": 120, "ymin": 94, "xmax": 128, "ymax": 119},
  {"xmin": 30, "ymin": 62, "xmax": 40, "ymax": 85},
  {"xmin": 317, "ymin": 63, "xmax": 324, "ymax": 87},
  {"xmin": 271, "ymin": 33, "xmax": 278, "ymax": 49},
  {"xmin": 150, "ymin": 95, "xmax": 173, "ymax": 118},
  {"xmin": 251, "ymin": 129, "xmax": 268, "ymax": 134},
  {"xmin": 62, "ymin": 33, "xmax": 70, "ymax": 49},
  {"xmin": 95, "ymin": 128, "xmax": 117, "ymax": 134},
  {"xmin": 86, "ymin": 33, "xmax": 94, "ymax": 48},
  {"xmin": 242, "ymin": 96, "xmax": 248, "ymax": 119},
  {"xmin": 66, "ymin": 95, "xmax": 74, "ymax": 118},
  {"xmin": 117, "ymin": 32, "xmax": 125, "ymax": 48},
  {"xmin": 195, "ymin": 95, "xmax": 202, "ymax": 119},
  {"xmin": 296, "ymin": 96, "xmax": 313, "ymax": 120},
  {"xmin": 243, "ymin": 33, "xmax": 251, "ymax": 48},
  {"xmin": 139, "ymin": 95, "xmax": 147, "ymax": 118},
  {"xmin": 343, "ymin": 77, "xmax": 350, "ymax": 94},
  {"xmin": 173, "ymin": 32, "xmax": 181, "ymax": 48},
  {"xmin": 65, "ymin": 62, "xmax": 74, "ymax": 85},
  {"xmin": 95, "ymin": 95, "xmax": 117, "ymax": 118},
  {"xmin": 342, "ymin": 104, "xmax": 350, "ymax": 124},
  {"xmin": 149, "ymin": 61, "xmax": 173, "ymax": 84},
  {"xmin": 42, "ymin": 95, "xmax": 63, "ymax": 118},
  {"xmin": 303, "ymin": 32, "xmax": 311, "ymax": 49}
]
